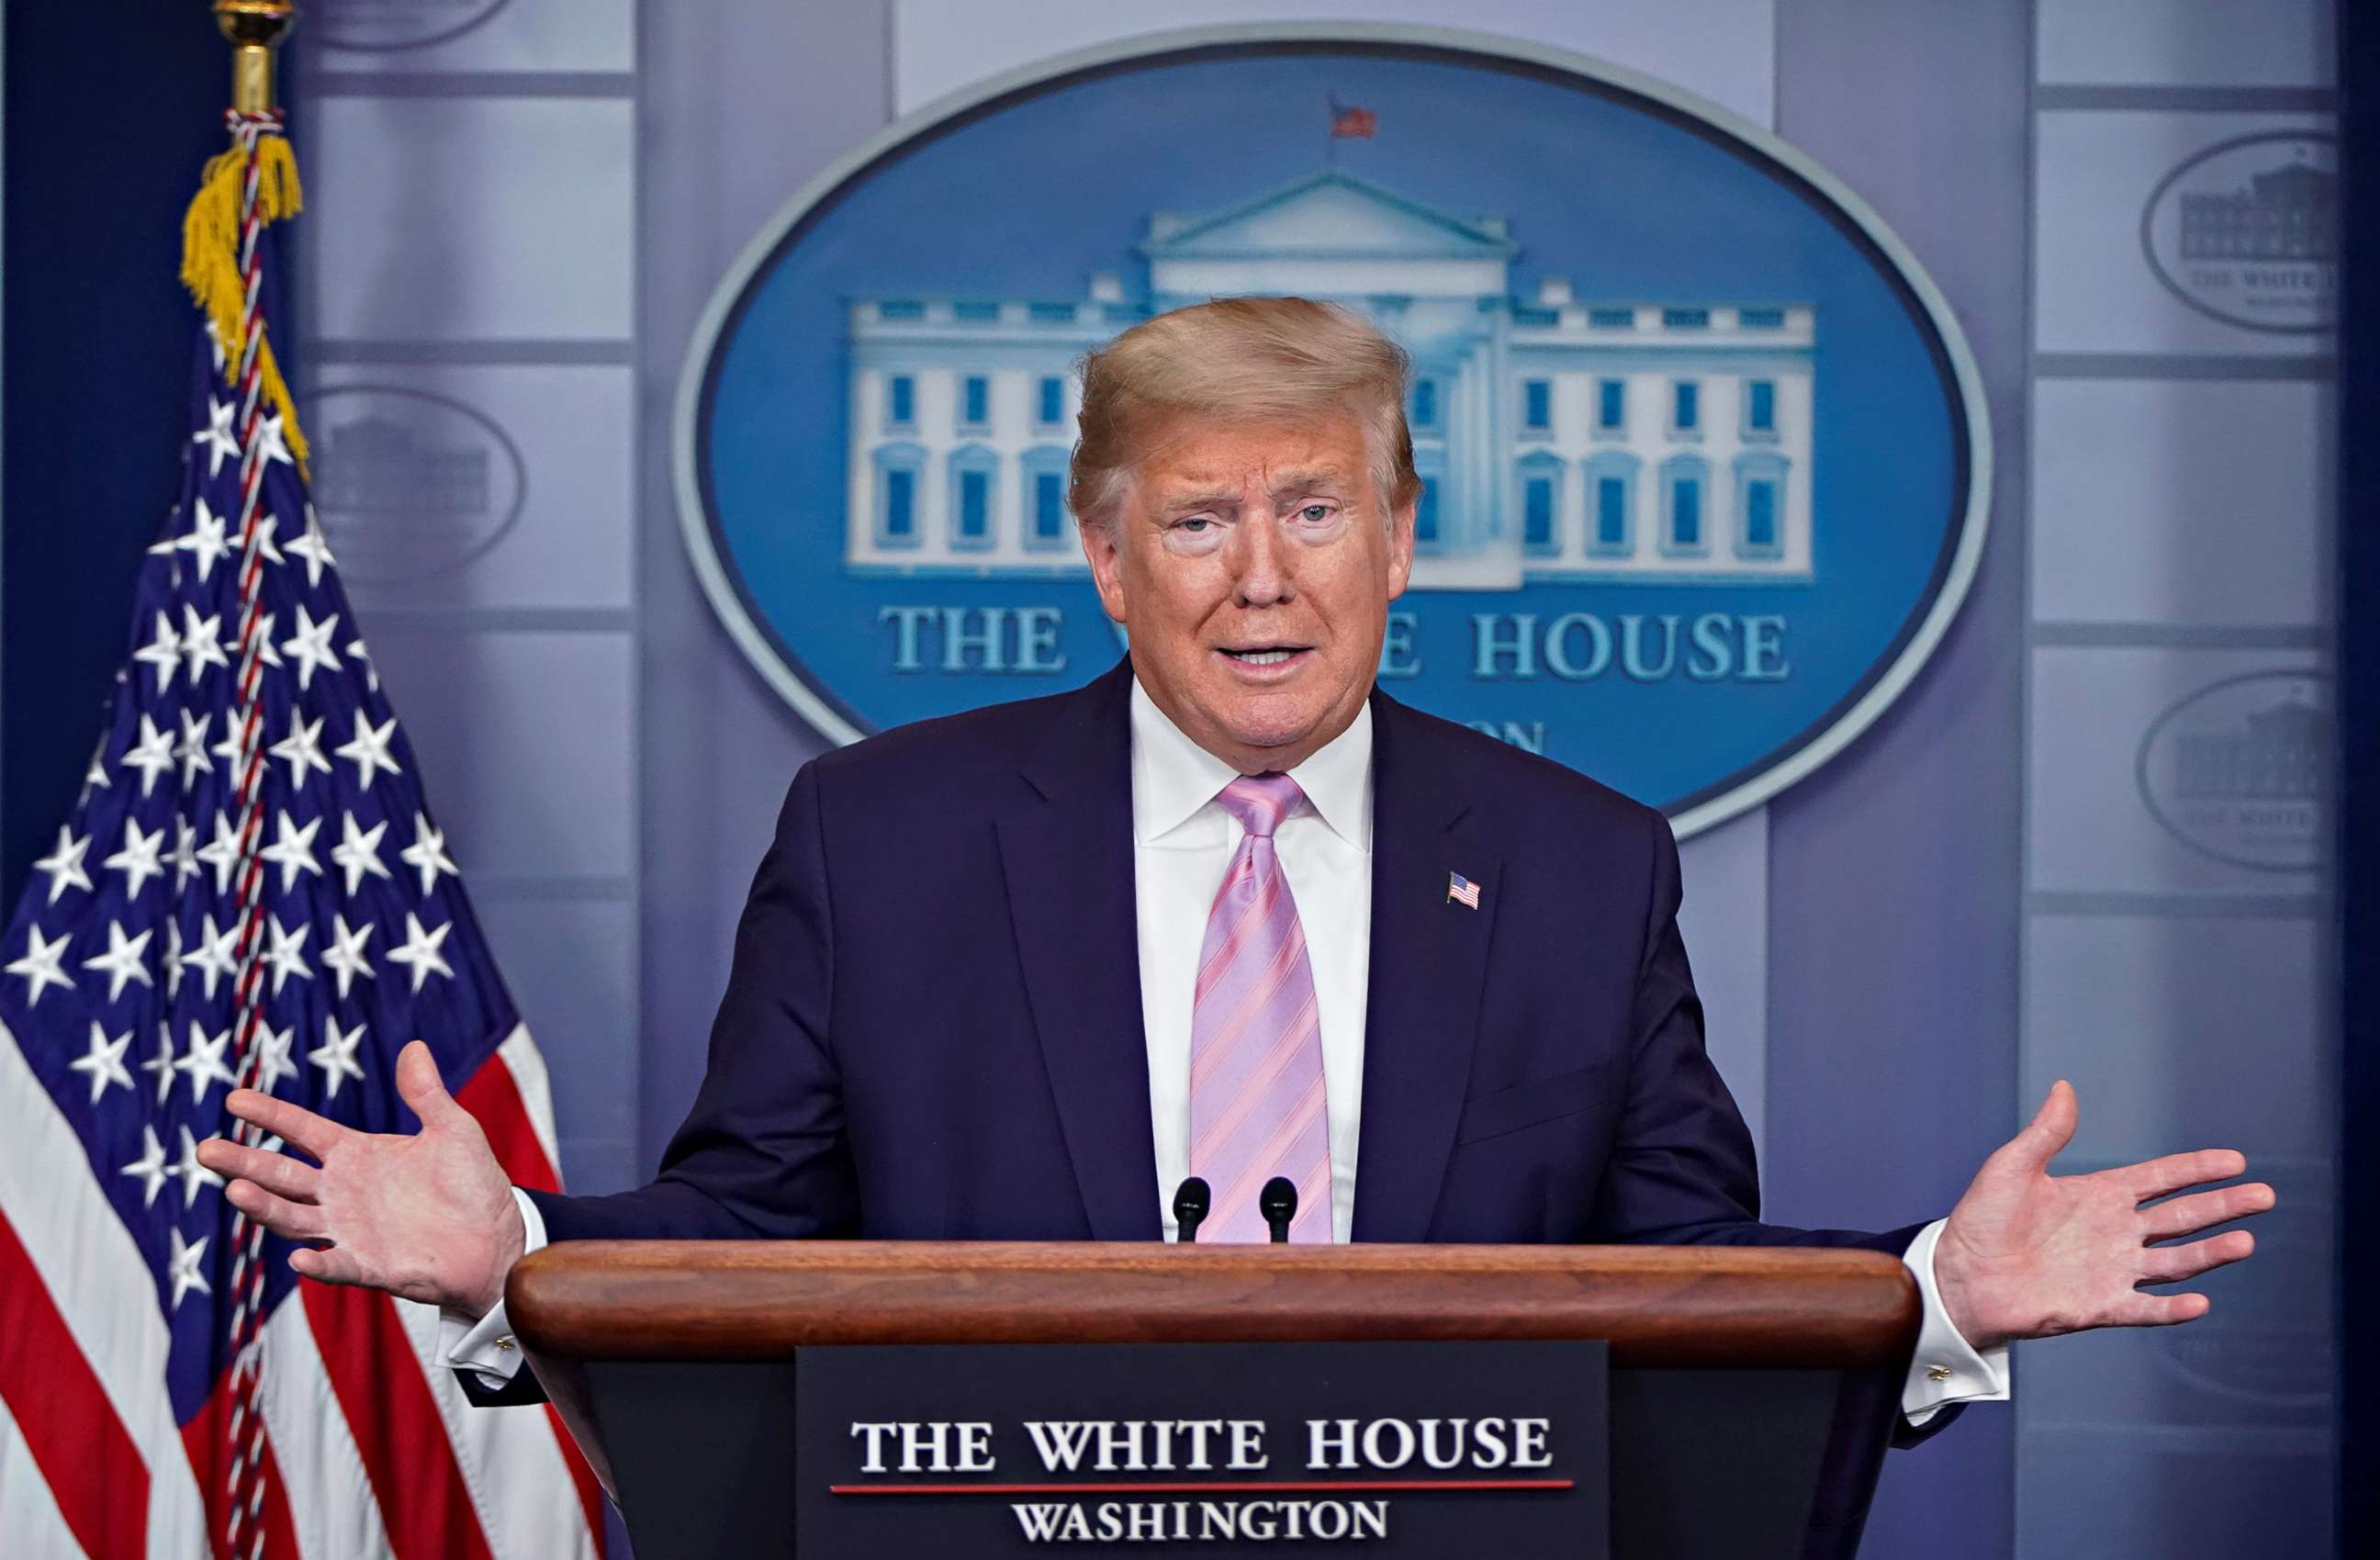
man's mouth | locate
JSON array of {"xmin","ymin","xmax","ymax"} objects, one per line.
[{"xmin": 1218, "ymin": 645, "xmax": 1309, "ymax": 667}]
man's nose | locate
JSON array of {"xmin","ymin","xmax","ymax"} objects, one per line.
[{"xmin": 1229, "ymin": 514, "xmax": 1291, "ymax": 606}]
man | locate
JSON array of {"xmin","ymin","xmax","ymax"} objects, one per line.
[{"xmin": 200, "ymin": 297, "xmax": 2269, "ymax": 1545}]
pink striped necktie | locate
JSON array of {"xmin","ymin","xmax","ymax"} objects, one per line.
[{"xmin": 1188, "ymin": 773, "xmax": 1331, "ymax": 1243}]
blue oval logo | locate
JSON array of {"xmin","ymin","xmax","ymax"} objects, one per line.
[
  {"xmin": 306, "ymin": 385, "xmax": 527, "ymax": 584},
  {"xmin": 677, "ymin": 26, "xmax": 1990, "ymax": 836},
  {"xmin": 2136, "ymin": 668, "xmax": 2329, "ymax": 872},
  {"xmin": 310, "ymin": 0, "xmax": 515, "ymax": 53}
]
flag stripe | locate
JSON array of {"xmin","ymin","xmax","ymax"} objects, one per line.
[
  {"xmin": 176, "ymin": 1375, "xmax": 303, "ymax": 1560},
  {"xmin": 256, "ymin": 1302, "xmax": 399, "ymax": 1560},
  {"xmin": 301, "ymin": 1282, "xmax": 499, "ymax": 1560},
  {"xmin": 0, "ymin": 1209, "xmax": 148, "ymax": 1560},
  {"xmin": 0, "ymin": 1025, "xmax": 209, "ymax": 1559},
  {"xmin": 0, "ymin": 1393, "xmax": 89, "ymax": 1560},
  {"xmin": 455, "ymin": 1038, "xmax": 610, "ymax": 1547}
]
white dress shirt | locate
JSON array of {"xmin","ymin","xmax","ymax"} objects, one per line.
[{"xmin": 448, "ymin": 677, "xmax": 2008, "ymax": 1424}]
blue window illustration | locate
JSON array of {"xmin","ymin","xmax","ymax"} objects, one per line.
[
  {"xmin": 1734, "ymin": 451, "xmax": 1789, "ymax": 559},
  {"xmin": 1738, "ymin": 306, "xmax": 1785, "ymax": 327},
  {"xmin": 1415, "ymin": 476, "xmax": 1442, "ymax": 550},
  {"xmin": 1672, "ymin": 380, "xmax": 1701, "ymax": 435},
  {"xmin": 1037, "ymin": 376, "xmax": 1065, "ymax": 427},
  {"xmin": 1585, "ymin": 452, "xmax": 1638, "ymax": 556},
  {"xmin": 873, "ymin": 442, "xmax": 924, "ymax": 550},
  {"xmin": 1596, "ymin": 378, "xmax": 1626, "ymax": 435},
  {"xmin": 1022, "ymin": 445, "xmax": 1070, "ymax": 550},
  {"xmin": 1409, "ymin": 376, "xmax": 1441, "ymax": 431},
  {"xmin": 960, "ymin": 375, "xmax": 990, "ymax": 430},
  {"xmin": 949, "ymin": 445, "xmax": 996, "ymax": 550},
  {"xmin": 1744, "ymin": 379, "xmax": 1778, "ymax": 439},
  {"xmin": 885, "ymin": 374, "xmax": 915, "ymax": 431},
  {"xmin": 1522, "ymin": 378, "xmax": 1552, "ymax": 434},
  {"xmin": 1661, "ymin": 454, "xmax": 1710, "ymax": 556},
  {"xmin": 1517, "ymin": 453, "xmax": 1563, "ymax": 556}
]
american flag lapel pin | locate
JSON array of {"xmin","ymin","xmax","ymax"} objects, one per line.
[{"xmin": 1446, "ymin": 871, "xmax": 1482, "ymax": 909}]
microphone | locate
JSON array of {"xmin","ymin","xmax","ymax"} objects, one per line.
[
  {"xmin": 1259, "ymin": 1176, "xmax": 1298, "ymax": 1243},
  {"xmin": 1173, "ymin": 1176, "xmax": 1211, "ymax": 1243}
]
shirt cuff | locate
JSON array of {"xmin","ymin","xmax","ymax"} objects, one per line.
[
  {"xmin": 435, "ymin": 1188, "xmax": 549, "ymax": 1387},
  {"xmin": 1899, "ymin": 1217, "xmax": 2011, "ymax": 1425}
]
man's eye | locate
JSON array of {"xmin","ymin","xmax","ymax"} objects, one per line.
[
  {"xmin": 1297, "ymin": 504, "xmax": 1332, "ymax": 522},
  {"xmin": 1177, "ymin": 516, "xmax": 1212, "ymax": 533}
]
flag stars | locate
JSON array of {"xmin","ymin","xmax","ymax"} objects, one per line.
[
  {"xmin": 81, "ymin": 921, "xmax": 153, "ymax": 1003},
  {"xmin": 193, "ymin": 398, "xmax": 240, "ymax": 477},
  {"xmin": 253, "ymin": 1022, "xmax": 301, "ymax": 1094},
  {"xmin": 310, "ymin": 1016, "xmax": 368, "ymax": 1100},
  {"xmin": 175, "ymin": 710, "xmax": 215, "ymax": 789},
  {"xmin": 35, "ymin": 825, "xmax": 93, "ymax": 903},
  {"xmin": 68, "ymin": 1022, "xmax": 134, "ymax": 1105},
  {"xmin": 263, "ymin": 915, "xmax": 311, "ymax": 993},
  {"xmin": 196, "ymin": 812, "xmax": 243, "ymax": 897},
  {"xmin": 6, "ymin": 924, "xmax": 74, "ymax": 1006},
  {"xmin": 134, "ymin": 612, "xmax": 182, "ymax": 692},
  {"xmin": 401, "ymin": 813, "xmax": 459, "ymax": 897},
  {"xmin": 321, "ymin": 914, "xmax": 375, "ymax": 999},
  {"xmin": 336, "ymin": 714, "xmax": 402, "ymax": 791},
  {"xmin": 105, "ymin": 819, "xmax": 167, "ymax": 900},
  {"xmin": 174, "ymin": 1022, "xmax": 238, "ymax": 1104},
  {"xmin": 167, "ymin": 1228, "xmax": 210, "ymax": 1310},
  {"xmin": 179, "ymin": 604, "xmax": 230, "ymax": 683},
  {"xmin": 121, "ymin": 1125, "xmax": 169, "ymax": 1208},
  {"xmin": 120, "ymin": 714, "xmax": 176, "ymax": 797},
  {"xmin": 286, "ymin": 506, "xmax": 335, "ymax": 589},
  {"xmin": 166, "ymin": 1126, "xmax": 225, "ymax": 1208},
  {"xmin": 347, "ymin": 636, "xmax": 377, "ymax": 694},
  {"xmin": 260, "ymin": 810, "xmax": 323, "ymax": 893},
  {"xmin": 272, "ymin": 714, "xmax": 332, "ymax": 791},
  {"xmin": 140, "ymin": 1024, "xmax": 178, "ymax": 1105},
  {"xmin": 281, "ymin": 606, "xmax": 342, "ymax": 692},
  {"xmin": 388, "ymin": 913, "xmax": 455, "ymax": 993},
  {"xmin": 176, "ymin": 497, "xmax": 234, "ymax": 583},
  {"xmin": 332, "ymin": 814, "xmax": 392, "ymax": 896},
  {"xmin": 163, "ymin": 917, "xmax": 184, "ymax": 1001},
  {"xmin": 177, "ymin": 914, "xmax": 241, "ymax": 1002},
  {"xmin": 170, "ymin": 816, "xmax": 201, "ymax": 893},
  {"xmin": 251, "ymin": 413, "xmax": 295, "ymax": 471}
]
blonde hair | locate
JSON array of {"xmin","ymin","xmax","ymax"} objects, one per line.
[{"xmin": 1067, "ymin": 296, "xmax": 1420, "ymax": 531}]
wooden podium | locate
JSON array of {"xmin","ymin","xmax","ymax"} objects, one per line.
[{"xmin": 510, "ymin": 1241, "xmax": 1919, "ymax": 1559}]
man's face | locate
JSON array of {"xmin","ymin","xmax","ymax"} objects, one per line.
[{"xmin": 1081, "ymin": 410, "xmax": 1415, "ymax": 774}]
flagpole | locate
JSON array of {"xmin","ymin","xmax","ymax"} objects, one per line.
[
  {"xmin": 205, "ymin": 7, "xmax": 299, "ymax": 1556},
  {"xmin": 214, "ymin": 0, "xmax": 297, "ymax": 116}
]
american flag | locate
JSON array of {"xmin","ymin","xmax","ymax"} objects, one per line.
[
  {"xmin": 1446, "ymin": 872, "xmax": 1482, "ymax": 910},
  {"xmin": 1329, "ymin": 100, "xmax": 1378, "ymax": 139},
  {"xmin": 0, "ymin": 113, "xmax": 603, "ymax": 1558}
]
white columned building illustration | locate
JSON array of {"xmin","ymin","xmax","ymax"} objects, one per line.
[{"xmin": 844, "ymin": 170, "xmax": 1815, "ymax": 589}]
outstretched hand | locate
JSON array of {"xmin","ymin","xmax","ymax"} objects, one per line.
[
  {"xmin": 194, "ymin": 1039, "xmax": 525, "ymax": 1318},
  {"xmin": 1932, "ymin": 1080, "xmax": 2273, "ymax": 1352}
]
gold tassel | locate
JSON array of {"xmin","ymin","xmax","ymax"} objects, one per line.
[{"xmin": 179, "ymin": 134, "xmax": 310, "ymax": 471}]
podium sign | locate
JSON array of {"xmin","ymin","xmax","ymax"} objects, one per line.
[{"xmin": 795, "ymin": 1341, "xmax": 1609, "ymax": 1556}]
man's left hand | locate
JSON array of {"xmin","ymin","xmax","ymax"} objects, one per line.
[{"xmin": 1932, "ymin": 1080, "xmax": 2273, "ymax": 1352}]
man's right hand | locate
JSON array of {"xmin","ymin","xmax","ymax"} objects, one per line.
[{"xmin": 195, "ymin": 1038, "xmax": 525, "ymax": 1318}]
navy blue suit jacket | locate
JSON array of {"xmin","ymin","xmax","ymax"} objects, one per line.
[{"xmin": 510, "ymin": 659, "xmax": 1953, "ymax": 1550}]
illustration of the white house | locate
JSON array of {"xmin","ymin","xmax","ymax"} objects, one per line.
[{"xmin": 843, "ymin": 169, "xmax": 1814, "ymax": 589}]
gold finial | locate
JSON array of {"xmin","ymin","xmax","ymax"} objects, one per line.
[{"xmin": 214, "ymin": 1, "xmax": 298, "ymax": 116}]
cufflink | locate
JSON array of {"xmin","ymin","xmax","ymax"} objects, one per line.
[
  {"xmin": 1925, "ymin": 1364, "xmax": 1951, "ymax": 1382},
  {"xmin": 496, "ymin": 1336, "xmax": 518, "ymax": 1353}
]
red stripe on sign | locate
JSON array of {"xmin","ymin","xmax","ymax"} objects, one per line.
[
  {"xmin": 455, "ymin": 1050, "xmax": 612, "ymax": 1549},
  {"xmin": 303, "ymin": 1281, "xmax": 500, "ymax": 1560},
  {"xmin": 178, "ymin": 1365, "xmax": 302, "ymax": 1560},
  {"xmin": 0, "ymin": 1209, "xmax": 150, "ymax": 1560}
]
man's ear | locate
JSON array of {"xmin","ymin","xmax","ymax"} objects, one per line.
[
  {"xmin": 1386, "ymin": 495, "xmax": 1417, "ymax": 602},
  {"xmin": 1079, "ymin": 513, "xmax": 1130, "ymax": 624}
]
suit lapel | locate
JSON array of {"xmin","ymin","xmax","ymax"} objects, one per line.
[
  {"xmin": 1351, "ymin": 691, "xmax": 1499, "ymax": 1242},
  {"xmin": 997, "ymin": 659, "xmax": 1162, "ymax": 1240}
]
